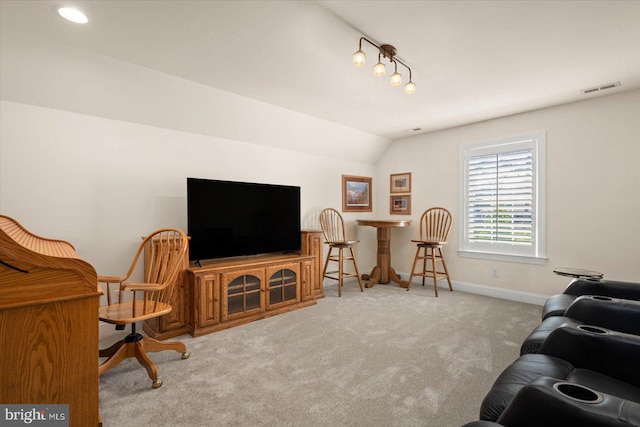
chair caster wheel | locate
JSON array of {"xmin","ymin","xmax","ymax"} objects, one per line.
[
  {"xmin": 182, "ymin": 351, "xmax": 191, "ymax": 359},
  {"xmin": 152, "ymin": 379, "xmax": 163, "ymax": 389}
]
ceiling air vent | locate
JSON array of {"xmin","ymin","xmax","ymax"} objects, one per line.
[
  {"xmin": 580, "ymin": 81, "xmax": 621, "ymax": 94},
  {"xmin": 403, "ymin": 127, "xmax": 423, "ymax": 133}
]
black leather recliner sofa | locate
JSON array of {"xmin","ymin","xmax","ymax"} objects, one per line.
[
  {"xmin": 478, "ymin": 323, "xmax": 640, "ymax": 423},
  {"xmin": 521, "ymin": 295, "xmax": 640, "ymax": 354},
  {"xmin": 464, "ymin": 277, "xmax": 640, "ymax": 426},
  {"xmin": 542, "ymin": 278, "xmax": 640, "ymax": 319}
]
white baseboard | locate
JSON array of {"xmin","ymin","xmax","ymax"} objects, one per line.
[
  {"xmin": 327, "ymin": 275, "xmax": 548, "ymax": 306},
  {"xmin": 400, "ymin": 274, "xmax": 547, "ymax": 306},
  {"xmin": 449, "ymin": 279, "xmax": 547, "ymax": 306}
]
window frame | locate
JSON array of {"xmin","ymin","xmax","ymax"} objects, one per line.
[{"xmin": 459, "ymin": 131, "xmax": 547, "ymax": 265}]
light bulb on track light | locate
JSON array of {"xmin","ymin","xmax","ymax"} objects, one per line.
[
  {"xmin": 373, "ymin": 61, "xmax": 385, "ymax": 77},
  {"xmin": 390, "ymin": 72, "xmax": 402, "ymax": 86},
  {"xmin": 352, "ymin": 49, "xmax": 366, "ymax": 67},
  {"xmin": 404, "ymin": 81, "xmax": 416, "ymax": 94}
]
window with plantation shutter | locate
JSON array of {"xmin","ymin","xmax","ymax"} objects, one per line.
[{"xmin": 459, "ymin": 131, "xmax": 546, "ymax": 264}]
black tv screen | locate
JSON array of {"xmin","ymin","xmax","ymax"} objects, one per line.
[{"xmin": 187, "ymin": 178, "xmax": 301, "ymax": 261}]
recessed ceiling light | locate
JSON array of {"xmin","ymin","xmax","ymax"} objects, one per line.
[{"xmin": 57, "ymin": 7, "xmax": 88, "ymax": 24}]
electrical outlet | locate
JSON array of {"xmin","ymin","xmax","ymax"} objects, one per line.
[{"xmin": 491, "ymin": 267, "xmax": 498, "ymax": 277}]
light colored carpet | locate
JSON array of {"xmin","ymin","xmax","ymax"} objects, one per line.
[{"xmin": 99, "ymin": 281, "xmax": 541, "ymax": 426}]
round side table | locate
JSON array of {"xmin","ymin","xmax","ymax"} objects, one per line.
[{"xmin": 553, "ymin": 267, "xmax": 603, "ymax": 281}]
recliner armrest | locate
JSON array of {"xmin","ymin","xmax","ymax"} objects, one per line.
[
  {"xmin": 566, "ymin": 295, "xmax": 640, "ymax": 335},
  {"xmin": 542, "ymin": 294, "xmax": 577, "ymax": 319},
  {"xmin": 540, "ymin": 325, "xmax": 640, "ymax": 387},
  {"xmin": 497, "ymin": 376, "xmax": 640, "ymax": 427},
  {"xmin": 564, "ymin": 279, "xmax": 640, "ymax": 299}
]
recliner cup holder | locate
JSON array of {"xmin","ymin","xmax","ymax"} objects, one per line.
[
  {"xmin": 553, "ymin": 382, "xmax": 604, "ymax": 403},
  {"xmin": 577, "ymin": 325, "xmax": 609, "ymax": 334},
  {"xmin": 590, "ymin": 295, "xmax": 613, "ymax": 301}
]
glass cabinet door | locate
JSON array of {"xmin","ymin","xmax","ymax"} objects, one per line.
[
  {"xmin": 266, "ymin": 263, "xmax": 300, "ymax": 309},
  {"xmin": 223, "ymin": 268, "xmax": 265, "ymax": 319}
]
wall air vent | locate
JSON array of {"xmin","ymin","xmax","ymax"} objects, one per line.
[{"xmin": 580, "ymin": 81, "xmax": 621, "ymax": 94}]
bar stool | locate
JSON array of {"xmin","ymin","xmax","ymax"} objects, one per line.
[
  {"xmin": 319, "ymin": 208, "xmax": 364, "ymax": 297},
  {"xmin": 408, "ymin": 207, "xmax": 453, "ymax": 296}
]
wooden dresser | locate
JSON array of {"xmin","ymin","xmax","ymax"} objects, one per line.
[{"xmin": 0, "ymin": 215, "xmax": 102, "ymax": 427}]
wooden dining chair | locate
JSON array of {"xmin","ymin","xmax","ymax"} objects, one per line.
[
  {"xmin": 319, "ymin": 208, "xmax": 364, "ymax": 297},
  {"xmin": 407, "ymin": 207, "xmax": 453, "ymax": 296},
  {"xmin": 98, "ymin": 228, "xmax": 190, "ymax": 388}
]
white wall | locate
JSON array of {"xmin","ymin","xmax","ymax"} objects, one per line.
[
  {"xmin": 0, "ymin": 33, "xmax": 390, "ymax": 164},
  {"xmin": 0, "ymin": 100, "xmax": 379, "ymax": 275},
  {"xmin": 375, "ymin": 89, "xmax": 640, "ymax": 298},
  {"xmin": 0, "ymin": 34, "xmax": 386, "ymax": 275}
]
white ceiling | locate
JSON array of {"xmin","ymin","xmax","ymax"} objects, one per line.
[{"xmin": 1, "ymin": 0, "xmax": 639, "ymax": 140}]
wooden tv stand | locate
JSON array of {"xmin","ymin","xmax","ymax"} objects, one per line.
[
  {"xmin": 143, "ymin": 230, "xmax": 324, "ymax": 339},
  {"xmin": 188, "ymin": 252, "xmax": 315, "ymax": 337}
]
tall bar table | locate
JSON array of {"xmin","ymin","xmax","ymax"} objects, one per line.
[{"xmin": 356, "ymin": 219, "xmax": 412, "ymax": 288}]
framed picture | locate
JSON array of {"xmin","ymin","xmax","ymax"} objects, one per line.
[
  {"xmin": 390, "ymin": 172, "xmax": 412, "ymax": 193},
  {"xmin": 342, "ymin": 175, "xmax": 372, "ymax": 212},
  {"xmin": 390, "ymin": 195, "xmax": 411, "ymax": 215}
]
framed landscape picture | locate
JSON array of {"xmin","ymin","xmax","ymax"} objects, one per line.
[
  {"xmin": 342, "ymin": 175, "xmax": 372, "ymax": 212},
  {"xmin": 390, "ymin": 194, "xmax": 411, "ymax": 215},
  {"xmin": 390, "ymin": 172, "xmax": 412, "ymax": 193}
]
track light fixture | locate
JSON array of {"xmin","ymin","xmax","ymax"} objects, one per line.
[{"xmin": 352, "ymin": 37, "xmax": 415, "ymax": 94}]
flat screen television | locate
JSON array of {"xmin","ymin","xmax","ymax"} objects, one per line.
[{"xmin": 187, "ymin": 178, "xmax": 301, "ymax": 262}]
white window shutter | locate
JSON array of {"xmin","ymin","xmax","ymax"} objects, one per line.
[{"xmin": 460, "ymin": 131, "xmax": 546, "ymax": 263}]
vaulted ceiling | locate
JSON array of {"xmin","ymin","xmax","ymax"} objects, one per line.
[{"xmin": 2, "ymin": 0, "xmax": 639, "ymax": 140}]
